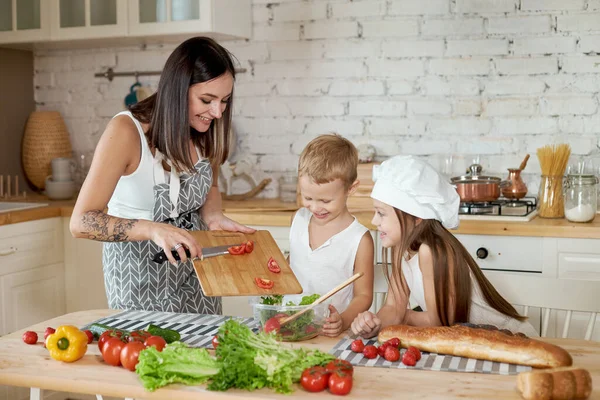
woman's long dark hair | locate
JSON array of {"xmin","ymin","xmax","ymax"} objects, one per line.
[
  {"xmin": 129, "ymin": 36, "xmax": 236, "ymax": 172},
  {"xmin": 386, "ymin": 209, "xmax": 526, "ymax": 326}
]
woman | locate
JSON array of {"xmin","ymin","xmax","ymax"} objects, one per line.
[{"xmin": 70, "ymin": 37, "xmax": 254, "ymax": 314}]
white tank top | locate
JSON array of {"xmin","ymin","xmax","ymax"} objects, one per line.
[
  {"xmin": 403, "ymin": 252, "xmax": 539, "ymax": 337},
  {"xmin": 285, "ymin": 207, "xmax": 369, "ymax": 313}
]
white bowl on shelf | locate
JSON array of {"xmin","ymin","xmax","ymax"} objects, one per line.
[{"xmin": 44, "ymin": 176, "xmax": 75, "ymax": 200}]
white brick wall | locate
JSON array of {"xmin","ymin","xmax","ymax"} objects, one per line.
[{"xmin": 33, "ymin": 0, "xmax": 600, "ymax": 199}]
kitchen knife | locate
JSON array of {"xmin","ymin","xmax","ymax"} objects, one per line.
[{"xmin": 151, "ymin": 243, "xmax": 243, "ymax": 264}]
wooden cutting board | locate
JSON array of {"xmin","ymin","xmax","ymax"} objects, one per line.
[{"xmin": 190, "ymin": 230, "xmax": 303, "ymax": 297}]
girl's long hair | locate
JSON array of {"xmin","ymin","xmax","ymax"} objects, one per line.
[
  {"xmin": 385, "ymin": 209, "xmax": 526, "ymax": 325},
  {"xmin": 129, "ymin": 36, "xmax": 236, "ymax": 172}
]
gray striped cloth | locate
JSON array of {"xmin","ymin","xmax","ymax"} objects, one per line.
[{"xmin": 330, "ymin": 336, "xmax": 532, "ymax": 375}]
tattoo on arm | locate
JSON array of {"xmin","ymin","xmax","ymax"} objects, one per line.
[{"xmin": 81, "ymin": 210, "xmax": 138, "ymax": 242}]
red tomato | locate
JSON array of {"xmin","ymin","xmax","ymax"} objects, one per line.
[
  {"xmin": 144, "ymin": 335, "xmax": 167, "ymax": 352},
  {"xmin": 328, "ymin": 371, "xmax": 353, "ymax": 395},
  {"xmin": 22, "ymin": 331, "xmax": 38, "ymax": 345},
  {"xmin": 244, "ymin": 240, "xmax": 254, "ymax": 253},
  {"xmin": 44, "ymin": 327, "xmax": 56, "ymax": 340},
  {"xmin": 128, "ymin": 330, "xmax": 151, "ymax": 343},
  {"xmin": 211, "ymin": 335, "xmax": 219, "ymax": 349},
  {"xmin": 120, "ymin": 341, "xmax": 146, "ymax": 371},
  {"xmin": 228, "ymin": 245, "xmax": 246, "ymax": 255},
  {"xmin": 102, "ymin": 337, "xmax": 126, "ymax": 366},
  {"xmin": 305, "ymin": 324, "xmax": 317, "ymax": 334},
  {"xmin": 384, "ymin": 346, "xmax": 400, "ymax": 362},
  {"xmin": 363, "ymin": 345, "xmax": 378, "ymax": 359},
  {"xmin": 377, "ymin": 343, "xmax": 388, "ymax": 357},
  {"xmin": 300, "ymin": 366, "xmax": 330, "ymax": 393},
  {"xmin": 325, "ymin": 359, "xmax": 354, "ymax": 377},
  {"xmin": 98, "ymin": 330, "xmax": 123, "ymax": 353},
  {"xmin": 385, "ymin": 337, "xmax": 400, "ymax": 348},
  {"xmin": 350, "ymin": 339, "xmax": 364, "ymax": 353},
  {"xmin": 407, "ymin": 346, "xmax": 422, "ymax": 361},
  {"xmin": 83, "ymin": 329, "xmax": 94, "ymax": 344},
  {"xmin": 254, "ymin": 277, "xmax": 274, "ymax": 289},
  {"xmin": 402, "ymin": 351, "xmax": 417, "ymax": 366},
  {"xmin": 263, "ymin": 316, "xmax": 281, "ymax": 334},
  {"xmin": 267, "ymin": 257, "xmax": 281, "ymax": 273}
]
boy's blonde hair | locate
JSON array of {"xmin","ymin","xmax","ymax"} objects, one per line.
[{"xmin": 298, "ymin": 133, "xmax": 358, "ymax": 189}]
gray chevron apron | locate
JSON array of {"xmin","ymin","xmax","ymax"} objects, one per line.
[{"xmin": 102, "ymin": 153, "xmax": 221, "ymax": 314}]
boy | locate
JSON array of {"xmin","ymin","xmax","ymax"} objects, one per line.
[{"xmin": 288, "ymin": 134, "xmax": 374, "ymax": 337}]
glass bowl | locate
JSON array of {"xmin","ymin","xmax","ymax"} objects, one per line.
[{"xmin": 253, "ymin": 302, "xmax": 329, "ymax": 342}]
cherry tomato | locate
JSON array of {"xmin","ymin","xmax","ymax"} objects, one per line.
[
  {"xmin": 244, "ymin": 240, "xmax": 254, "ymax": 253},
  {"xmin": 407, "ymin": 346, "xmax": 422, "ymax": 361},
  {"xmin": 305, "ymin": 324, "xmax": 317, "ymax": 334},
  {"xmin": 385, "ymin": 337, "xmax": 400, "ymax": 348},
  {"xmin": 384, "ymin": 346, "xmax": 400, "ymax": 362},
  {"xmin": 211, "ymin": 335, "xmax": 219, "ymax": 349},
  {"xmin": 98, "ymin": 330, "xmax": 123, "ymax": 353},
  {"xmin": 44, "ymin": 327, "xmax": 56, "ymax": 340},
  {"xmin": 144, "ymin": 335, "xmax": 167, "ymax": 352},
  {"xmin": 263, "ymin": 316, "xmax": 281, "ymax": 334},
  {"xmin": 120, "ymin": 341, "xmax": 146, "ymax": 371},
  {"xmin": 377, "ymin": 343, "xmax": 388, "ymax": 357},
  {"xmin": 350, "ymin": 339, "xmax": 364, "ymax": 353},
  {"xmin": 402, "ymin": 351, "xmax": 417, "ymax": 366},
  {"xmin": 363, "ymin": 344, "xmax": 378, "ymax": 359},
  {"xmin": 22, "ymin": 331, "xmax": 38, "ymax": 345},
  {"xmin": 325, "ymin": 359, "xmax": 354, "ymax": 377},
  {"xmin": 328, "ymin": 371, "xmax": 353, "ymax": 395},
  {"xmin": 102, "ymin": 337, "xmax": 126, "ymax": 366},
  {"xmin": 228, "ymin": 245, "xmax": 246, "ymax": 255},
  {"xmin": 128, "ymin": 330, "xmax": 151, "ymax": 343},
  {"xmin": 83, "ymin": 329, "xmax": 94, "ymax": 344},
  {"xmin": 267, "ymin": 257, "xmax": 281, "ymax": 273},
  {"xmin": 254, "ymin": 277, "xmax": 274, "ymax": 289},
  {"xmin": 300, "ymin": 366, "xmax": 330, "ymax": 393}
]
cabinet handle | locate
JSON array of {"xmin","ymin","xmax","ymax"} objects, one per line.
[
  {"xmin": 476, "ymin": 247, "xmax": 488, "ymax": 260},
  {"xmin": 0, "ymin": 247, "xmax": 17, "ymax": 256}
]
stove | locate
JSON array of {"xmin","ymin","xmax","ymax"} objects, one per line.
[{"xmin": 458, "ymin": 197, "xmax": 538, "ymax": 222}]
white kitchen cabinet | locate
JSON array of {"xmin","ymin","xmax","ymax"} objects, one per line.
[
  {"xmin": 62, "ymin": 219, "xmax": 108, "ymax": 313},
  {"xmin": 0, "ymin": 0, "xmax": 50, "ymax": 44},
  {"xmin": 128, "ymin": 0, "xmax": 251, "ymax": 40},
  {"xmin": 49, "ymin": 0, "xmax": 128, "ymax": 40}
]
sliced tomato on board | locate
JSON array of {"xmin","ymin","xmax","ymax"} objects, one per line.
[
  {"xmin": 267, "ymin": 257, "xmax": 281, "ymax": 273},
  {"xmin": 244, "ymin": 240, "xmax": 254, "ymax": 253},
  {"xmin": 228, "ymin": 245, "xmax": 246, "ymax": 255},
  {"xmin": 254, "ymin": 277, "xmax": 274, "ymax": 289}
]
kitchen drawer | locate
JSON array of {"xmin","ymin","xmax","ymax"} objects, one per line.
[
  {"xmin": 0, "ymin": 218, "xmax": 63, "ymax": 275},
  {"xmin": 454, "ymin": 234, "xmax": 543, "ymax": 273},
  {"xmin": 557, "ymin": 238, "xmax": 600, "ymax": 281}
]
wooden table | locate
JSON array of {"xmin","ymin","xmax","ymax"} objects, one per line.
[{"xmin": 0, "ymin": 310, "xmax": 599, "ymax": 400}]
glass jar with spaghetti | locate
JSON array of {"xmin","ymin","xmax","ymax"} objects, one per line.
[{"xmin": 538, "ymin": 175, "xmax": 565, "ymax": 218}]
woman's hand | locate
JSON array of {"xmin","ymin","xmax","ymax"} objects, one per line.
[
  {"xmin": 148, "ymin": 222, "xmax": 202, "ymax": 265},
  {"xmin": 205, "ymin": 213, "xmax": 256, "ymax": 233},
  {"xmin": 321, "ymin": 305, "xmax": 343, "ymax": 337},
  {"xmin": 351, "ymin": 311, "xmax": 382, "ymax": 338}
]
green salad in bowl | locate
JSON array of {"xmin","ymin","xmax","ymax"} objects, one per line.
[{"xmin": 253, "ymin": 294, "xmax": 328, "ymax": 342}]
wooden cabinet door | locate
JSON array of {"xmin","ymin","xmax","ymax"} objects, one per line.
[{"xmin": 0, "ymin": 263, "xmax": 66, "ymax": 335}]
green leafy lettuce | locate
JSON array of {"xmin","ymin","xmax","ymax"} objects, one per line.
[{"xmin": 136, "ymin": 342, "xmax": 219, "ymax": 391}]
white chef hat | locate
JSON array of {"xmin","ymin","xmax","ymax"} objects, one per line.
[{"xmin": 371, "ymin": 155, "xmax": 460, "ymax": 229}]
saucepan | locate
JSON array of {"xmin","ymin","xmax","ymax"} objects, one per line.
[{"xmin": 451, "ymin": 164, "xmax": 510, "ymax": 203}]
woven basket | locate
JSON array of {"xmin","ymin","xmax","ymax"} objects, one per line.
[{"xmin": 22, "ymin": 111, "xmax": 72, "ymax": 190}]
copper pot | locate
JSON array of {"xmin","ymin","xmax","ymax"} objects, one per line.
[
  {"xmin": 451, "ymin": 164, "xmax": 509, "ymax": 202},
  {"xmin": 501, "ymin": 168, "xmax": 528, "ymax": 199}
]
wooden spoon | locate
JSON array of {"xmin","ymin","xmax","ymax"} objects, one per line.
[
  {"xmin": 277, "ymin": 272, "xmax": 364, "ymax": 327},
  {"xmin": 519, "ymin": 154, "xmax": 530, "ymax": 171}
]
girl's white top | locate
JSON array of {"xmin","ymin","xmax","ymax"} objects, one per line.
[
  {"xmin": 402, "ymin": 253, "xmax": 539, "ymax": 337},
  {"xmin": 286, "ymin": 207, "xmax": 369, "ymax": 312}
]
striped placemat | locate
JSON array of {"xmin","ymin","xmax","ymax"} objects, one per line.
[
  {"xmin": 330, "ymin": 336, "xmax": 532, "ymax": 375},
  {"xmin": 81, "ymin": 309, "xmax": 258, "ymax": 348}
]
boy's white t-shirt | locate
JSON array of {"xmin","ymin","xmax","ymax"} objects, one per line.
[
  {"xmin": 286, "ymin": 207, "xmax": 369, "ymax": 312},
  {"xmin": 402, "ymin": 253, "xmax": 539, "ymax": 337}
]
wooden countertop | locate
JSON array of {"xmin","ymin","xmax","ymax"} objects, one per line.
[
  {"xmin": 1, "ymin": 310, "xmax": 598, "ymax": 400},
  {"xmin": 3, "ymin": 195, "xmax": 600, "ymax": 239}
]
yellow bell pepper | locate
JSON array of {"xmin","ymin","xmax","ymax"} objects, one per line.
[{"xmin": 46, "ymin": 325, "xmax": 88, "ymax": 363}]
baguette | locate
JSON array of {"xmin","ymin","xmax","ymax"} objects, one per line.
[
  {"xmin": 378, "ymin": 324, "xmax": 572, "ymax": 368},
  {"xmin": 517, "ymin": 367, "xmax": 592, "ymax": 399}
]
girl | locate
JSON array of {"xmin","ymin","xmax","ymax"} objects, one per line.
[{"xmin": 351, "ymin": 155, "xmax": 538, "ymax": 338}]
